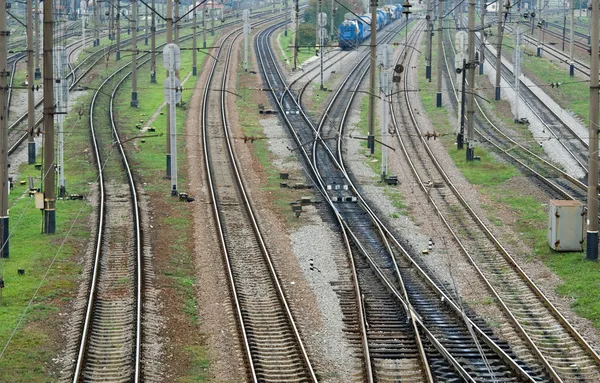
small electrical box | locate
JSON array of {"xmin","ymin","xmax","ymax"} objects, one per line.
[
  {"xmin": 548, "ymin": 200, "xmax": 585, "ymax": 252},
  {"xmin": 34, "ymin": 192, "xmax": 44, "ymax": 210}
]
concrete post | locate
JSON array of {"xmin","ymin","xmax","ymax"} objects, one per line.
[
  {"xmin": 586, "ymin": 0, "xmax": 599, "ymax": 260},
  {"xmin": 131, "ymin": 0, "xmax": 138, "ymax": 107},
  {"xmin": 43, "ymin": 0, "xmax": 56, "ymax": 233},
  {"xmin": 466, "ymin": 0, "xmax": 476, "ymax": 161},
  {"xmin": 28, "ymin": 0, "xmax": 36, "ymax": 164},
  {"xmin": 0, "ymin": 0, "xmax": 9, "ymax": 255}
]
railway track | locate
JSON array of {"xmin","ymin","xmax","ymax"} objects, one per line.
[
  {"xmin": 60, "ymin": 14, "xmax": 262, "ymax": 381},
  {"xmin": 201, "ymin": 18, "xmax": 317, "ymax": 382},
  {"xmin": 259, "ymin": 13, "xmax": 545, "ymax": 381},
  {"xmin": 67, "ymin": 54, "xmax": 146, "ymax": 383},
  {"xmin": 385, "ymin": 15, "xmax": 600, "ymax": 383}
]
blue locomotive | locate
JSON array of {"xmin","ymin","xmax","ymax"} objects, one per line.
[{"xmin": 338, "ymin": 5, "xmax": 403, "ymax": 50}]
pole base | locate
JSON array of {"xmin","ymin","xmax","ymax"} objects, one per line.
[
  {"xmin": 117, "ymin": 51, "xmax": 121, "ymax": 61},
  {"xmin": 495, "ymin": 86, "xmax": 501, "ymax": 101},
  {"xmin": 193, "ymin": 66, "xmax": 197, "ymax": 76},
  {"xmin": 425, "ymin": 65, "xmax": 431, "ymax": 81},
  {"xmin": 456, "ymin": 133, "xmax": 464, "ymax": 149},
  {"xmin": 367, "ymin": 135, "xmax": 375, "ymax": 154},
  {"xmin": 131, "ymin": 92, "xmax": 139, "ymax": 107},
  {"xmin": 44, "ymin": 209, "xmax": 56, "ymax": 234},
  {"xmin": 59, "ymin": 185, "xmax": 66, "ymax": 198},
  {"xmin": 0, "ymin": 216, "xmax": 8, "ymax": 258},
  {"xmin": 171, "ymin": 186, "xmax": 178, "ymax": 196},
  {"xmin": 203, "ymin": 41, "xmax": 207, "ymax": 48},
  {"xmin": 34, "ymin": 68, "xmax": 41, "ymax": 80},
  {"xmin": 479, "ymin": 62, "xmax": 484, "ymax": 75},
  {"xmin": 466, "ymin": 146, "xmax": 474, "ymax": 161},
  {"xmin": 166, "ymin": 154, "xmax": 171, "ymax": 178},
  {"xmin": 537, "ymin": 46, "xmax": 541, "ymax": 57},
  {"xmin": 28, "ymin": 141, "xmax": 36, "ymax": 164},
  {"xmin": 145, "ymin": 37, "xmax": 148, "ymax": 45},
  {"xmin": 570, "ymin": 63, "xmax": 575, "ymax": 77},
  {"xmin": 151, "ymin": 72, "xmax": 156, "ymax": 83},
  {"xmin": 587, "ymin": 231, "xmax": 598, "ymax": 261},
  {"xmin": 436, "ymin": 93, "xmax": 442, "ymax": 108}
]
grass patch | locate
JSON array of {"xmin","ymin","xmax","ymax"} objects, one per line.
[
  {"xmin": 0, "ymin": 78, "xmax": 95, "ymax": 381},
  {"xmin": 278, "ymin": 30, "xmax": 315, "ymax": 69}
]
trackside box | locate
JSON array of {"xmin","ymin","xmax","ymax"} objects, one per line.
[{"xmin": 547, "ymin": 200, "xmax": 585, "ymax": 252}]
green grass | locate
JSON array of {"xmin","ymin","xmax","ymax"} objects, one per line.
[
  {"xmin": 278, "ymin": 30, "xmax": 315, "ymax": 69},
  {"xmin": 0, "ymin": 80, "xmax": 94, "ymax": 381},
  {"xmin": 418, "ymin": 28, "xmax": 600, "ymax": 329}
]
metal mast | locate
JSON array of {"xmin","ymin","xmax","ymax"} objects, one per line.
[
  {"xmin": 43, "ymin": 0, "xmax": 56, "ymax": 233},
  {"xmin": 166, "ymin": 0, "xmax": 173, "ymax": 177},
  {"xmin": 193, "ymin": 1, "xmax": 197, "ymax": 76},
  {"xmin": 494, "ymin": 0, "xmax": 503, "ymax": 100},
  {"xmin": 586, "ymin": 0, "xmax": 599, "ymax": 260},
  {"xmin": 436, "ymin": 0, "xmax": 443, "ymax": 107},
  {"xmin": 131, "ymin": 0, "xmax": 138, "ymax": 107},
  {"xmin": 28, "ymin": 0, "xmax": 36, "ymax": 164},
  {"xmin": 117, "ymin": 0, "xmax": 121, "ymax": 59},
  {"xmin": 151, "ymin": 0, "xmax": 156, "ymax": 82},
  {"xmin": 466, "ymin": 0, "xmax": 476, "ymax": 161},
  {"xmin": 0, "ymin": 0, "xmax": 9, "ymax": 256},
  {"xmin": 367, "ymin": 0, "xmax": 378, "ymax": 154}
]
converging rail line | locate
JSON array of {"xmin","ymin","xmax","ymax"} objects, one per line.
[{"xmin": 389, "ymin": 16, "xmax": 600, "ymax": 383}]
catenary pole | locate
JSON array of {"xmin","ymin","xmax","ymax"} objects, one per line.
[
  {"xmin": 27, "ymin": 0, "xmax": 35, "ymax": 164},
  {"xmin": 211, "ymin": 0, "xmax": 214, "ymax": 36},
  {"xmin": 151, "ymin": 0, "xmax": 156, "ymax": 82},
  {"xmin": 94, "ymin": 0, "xmax": 99, "ymax": 45},
  {"xmin": 166, "ymin": 0, "xmax": 173, "ymax": 177},
  {"xmin": 494, "ymin": 0, "xmax": 503, "ymax": 100},
  {"xmin": 436, "ymin": 0, "xmax": 443, "ymax": 106},
  {"xmin": 193, "ymin": 2, "xmax": 197, "ymax": 76},
  {"xmin": 479, "ymin": 0, "xmax": 485, "ymax": 74},
  {"xmin": 43, "ymin": 0, "xmax": 55, "ymax": 233},
  {"xmin": 0, "ymin": 0, "xmax": 8, "ymax": 256},
  {"xmin": 145, "ymin": 2, "xmax": 148, "ymax": 45},
  {"xmin": 117, "ymin": 0, "xmax": 121, "ymax": 59},
  {"xmin": 293, "ymin": 0, "xmax": 299, "ymax": 70},
  {"xmin": 367, "ymin": 0, "xmax": 378, "ymax": 154},
  {"xmin": 131, "ymin": 0, "xmax": 138, "ymax": 107},
  {"xmin": 203, "ymin": 0, "xmax": 206, "ymax": 48},
  {"xmin": 466, "ymin": 0, "xmax": 475, "ymax": 161},
  {"xmin": 110, "ymin": 0, "xmax": 115, "ymax": 39},
  {"xmin": 586, "ymin": 0, "xmax": 599, "ymax": 260},
  {"xmin": 425, "ymin": 0, "xmax": 431, "ymax": 80},
  {"xmin": 35, "ymin": 0, "xmax": 40, "ymax": 79},
  {"xmin": 569, "ymin": 0, "xmax": 574, "ymax": 76}
]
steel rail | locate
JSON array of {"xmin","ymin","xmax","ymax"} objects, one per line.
[
  {"xmin": 327, "ymin": 20, "xmax": 540, "ymax": 382},
  {"xmin": 384, "ymin": 17, "xmax": 600, "ymax": 381},
  {"xmin": 260, "ymin": 15, "xmax": 526, "ymax": 382},
  {"xmin": 255, "ymin": 22, "xmax": 376, "ymax": 383},
  {"xmin": 72, "ymin": 55, "xmax": 147, "ymax": 383},
  {"xmin": 443, "ymin": 19, "xmax": 600, "ymax": 372},
  {"xmin": 203, "ymin": 17, "xmax": 317, "ymax": 382}
]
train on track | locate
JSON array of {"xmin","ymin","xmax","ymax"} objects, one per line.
[{"xmin": 338, "ymin": 4, "xmax": 403, "ymax": 50}]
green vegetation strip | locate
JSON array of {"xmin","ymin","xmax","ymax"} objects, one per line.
[
  {"xmin": 113, "ymin": 32, "xmax": 211, "ymax": 381},
  {"xmin": 419, "ymin": 32, "xmax": 600, "ymax": 329}
]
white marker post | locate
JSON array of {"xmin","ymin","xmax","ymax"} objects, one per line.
[{"xmin": 163, "ymin": 43, "xmax": 182, "ymax": 196}]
